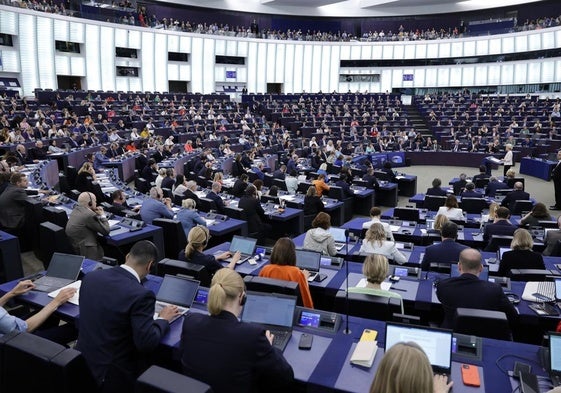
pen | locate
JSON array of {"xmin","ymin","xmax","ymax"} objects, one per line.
[{"xmin": 391, "ymin": 287, "xmax": 407, "ymax": 292}]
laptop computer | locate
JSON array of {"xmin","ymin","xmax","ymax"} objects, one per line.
[
  {"xmin": 385, "ymin": 322, "xmax": 453, "ymax": 377},
  {"xmin": 548, "ymin": 332, "xmax": 561, "ymax": 386},
  {"xmin": 33, "ymin": 253, "xmax": 85, "ymax": 292},
  {"xmin": 450, "ymin": 263, "xmax": 489, "ymax": 281},
  {"xmin": 241, "ymin": 292, "xmax": 297, "ymax": 351},
  {"xmin": 498, "ymin": 247, "xmax": 511, "ymax": 261},
  {"xmin": 328, "ymin": 227, "xmax": 347, "ymax": 251},
  {"xmin": 295, "ymin": 249, "xmax": 327, "ymax": 282},
  {"xmin": 216, "ymin": 235, "xmax": 258, "ymax": 264},
  {"xmin": 153, "ymin": 275, "xmax": 200, "ymax": 322}
]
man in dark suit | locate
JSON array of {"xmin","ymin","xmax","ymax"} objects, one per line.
[
  {"xmin": 15, "ymin": 144, "xmax": 32, "ymax": 165},
  {"xmin": 421, "ymin": 222, "xmax": 468, "ymax": 271},
  {"xmin": 232, "ymin": 174, "xmax": 249, "ymax": 198},
  {"xmin": 436, "ymin": 248, "xmax": 517, "ymax": 329},
  {"xmin": 141, "ymin": 159, "xmax": 158, "ymax": 184},
  {"xmin": 272, "ymin": 164, "xmax": 286, "ymax": 180},
  {"xmin": 237, "ymin": 185, "xmax": 271, "ymax": 241},
  {"xmin": 543, "ymin": 215, "xmax": 561, "ymax": 256},
  {"xmin": 460, "ymin": 182, "xmax": 484, "ymax": 198},
  {"xmin": 551, "ymin": 150, "xmax": 561, "ymax": 210},
  {"xmin": 183, "ymin": 181, "xmax": 200, "ymax": 207},
  {"xmin": 334, "ymin": 173, "xmax": 354, "ymax": 198},
  {"xmin": 483, "ymin": 207, "xmax": 517, "ymax": 250},
  {"xmin": 28, "ymin": 140, "xmax": 48, "ymax": 161},
  {"xmin": 0, "ymin": 172, "xmax": 31, "ymax": 234},
  {"xmin": 500, "ymin": 182, "xmax": 530, "ymax": 212},
  {"xmin": 362, "ymin": 167, "xmax": 380, "ymax": 190},
  {"xmin": 77, "ymin": 240, "xmax": 179, "ymax": 393},
  {"xmin": 472, "ymin": 165, "xmax": 490, "ymax": 183},
  {"xmin": 425, "ymin": 178, "xmax": 447, "ymax": 196},
  {"xmin": 452, "ymin": 173, "xmax": 467, "ymax": 195},
  {"xmin": 485, "ymin": 177, "xmax": 509, "ymax": 197},
  {"xmin": 206, "ymin": 181, "xmax": 227, "ymax": 214}
]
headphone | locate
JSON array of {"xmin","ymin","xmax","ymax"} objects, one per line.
[
  {"xmin": 88, "ymin": 192, "xmax": 94, "ymax": 207},
  {"xmin": 505, "ymin": 292, "xmax": 520, "ymax": 304},
  {"xmin": 240, "ymin": 291, "xmax": 247, "ymax": 306}
]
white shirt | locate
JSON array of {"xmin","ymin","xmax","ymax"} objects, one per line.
[
  {"xmin": 503, "ymin": 150, "xmax": 513, "ymax": 166},
  {"xmin": 436, "ymin": 206, "xmax": 465, "ymax": 221},
  {"xmin": 120, "ymin": 264, "xmax": 140, "ymax": 283},
  {"xmin": 362, "ymin": 219, "xmax": 394, "ymax": 241},
  {"xmin": 359, "ymin": 240, "xmax": 407, "ymax": 264}
]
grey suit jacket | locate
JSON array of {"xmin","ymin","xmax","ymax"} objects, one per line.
[
  {"xmin": 543, "ymin": 229, "xmax": 561, "ymax": 256},
  {"xmin": 65, "ymin": 205, "xmax": 110, "ymax": 260},
  {"xmin": 0, "ymin": 185, "xmax": 28, "ymax": 230}
]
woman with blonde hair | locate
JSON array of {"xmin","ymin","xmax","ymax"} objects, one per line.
[
  {"xmin": 498, "ymin": 228, "xmax": 545, "ymax": 276},
  {"xmin": 436, "ymin": 195, "xmax": 464, "ymax": 221},
  {"xmin": 178, "ymin": 226, "xmax": 239, "ymax": 274},
  {"xmin": 180, "ymin": 268, "xmax": 294, "ymax": 393},
  {"xmin": 432, "ymin": 214, "xmax": 449, "ymax": 233},
  {"xmin": 349, "ymin": 254, "xmax": 403, "ymax": 313},
  {"xmin": 481, "ymin": 202, "xmax": 499, "ymax": 224},
  {"xmin": 213, "ymin": 172, "xmax": 223, "ymax": 185},
  {"xmin": 177, "ymin": 198, "xmax": 206, "ymax": 236},
  {"xmin": 370, "ymin": 342, "xmax": 453, "ymax": 393},
  {"xmin": 360, "ymin": 223, "xmax": 407, "ymax": 264}
]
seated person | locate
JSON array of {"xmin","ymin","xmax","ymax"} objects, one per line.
[
  {"xmin": 428, "ymin": 214, "xmax": 449, "ymax": 235},
  {"xmin": 139, "ymin": 187, "xmax": 174, "ymax": 224},
  {"xmin": 436, "ymin": 195, "xmax": 464, "ymax": 221},
  {"xmin": 520, "ymin": 202, "xmax": 550, "ymax": 227},
  {"xmin": 177, "ymin": 198, "xmax": 207, "ymax": 237},
  {"xmin": 436, "ymin": 248, "xmax": 517, "ymax": 329},
  {"xmin": 258, "ymin": 237, "xmax": 314, "ymax": 308},
  {"xmin": 370, "ymin": 342, "xmax": 453, "ymax": 393},
  {"xmin": 303, "ymin": 186, "xmax": 324, "ymax": 217},
  {"xmin": 238, "ymin": 185, "xmax": 271, "ymax": 242},
  {"xmin": 500, "ymin": 182, "xmax": 530, "ymax": 212},
  {"xmin": 425, "ymin": 178, "xmax": 447, "ymax": 196},
  {"xmin": 0, "ymin": 280, "xmax": 76, "ymax": 344},
  {"xmin": 481, "ymin": 202, "xmax": 499, "ymax": 223},
  {"xmin": 349, "ymin": 254, "xmax": 404, "ymax": 313},
  {"xmin": 334, "ymin": 173, "xmax": 353, "ymax": 198},
  {"xmin": 362, "ymin": 167, "xmax": 380, "ymax": 190},
  {"xmin": 284, "ymin": 170, "xmax": 298, "ymax": 195},
  {"xmin": 317, "ymin": 163, "xmax": 330, "ymax": 183},
  {"xmin": 178, "ymin": 226, "xmax": 238, "ymax": 275},
  {"xmin": 498, "ymin": 228, "xmax": 545, "ymax": 277},
  {"xmin": 141, "ymin": 159, "xmax": 158, "ymax": 184},
  {"xmin": 359, "ymin": 223, "xmax": 407, "ymax": 264},
  {"xmin": 180, "ymin": 269, "xmax": 294, "ymax": 393},
  {"xmin": 232, "ymin": 174, "xmax": 249, "ymax": 198},
  {"xmin": 421, "ymin": 222, "xmax": 468, "ymax": 271},
  {"xmin": 460, "ymin": 182, "xmax": 483, "ymax": 199},
  {"xmin": 485, "ymin": 176, "xmax": 509, "ymax": 197},
  {"xmin": 472, "ymin": 165, "xmax": 490, "ymax": 182},
  {"xmin": 362, "ymin": 206, "xmax": 394, "ymax": 241},
  {"xmin": 111, "ymin": 189, "xmax": 140, "ymax": 214},
  {"xmin": 543, "ymin": 215, "xmax": 561, "ymax": 256},
  {"xmin": 303, "ymin": 212, "xmax": 337, "ymax": 256},
  {"xmin": 206, "ymin": 182, "xmax": 228, "ymax": 214},
  {"xmin": 483, "ymin": 207, "xmax": 517, "ymax": 250},
  {"xmin": 312, "ymin": 174, "xmax": 330, "ymax": 197},
  {"xmin": 382, "ymin": 161, "xmax": 397, "ymax": 183},
  {"xmin": 182, "ymin": 180, "xmax": 200, "ymax": 206},
  {"xmin": 452, "ymin": 173, "xmax": 467, "ymax": 195}
]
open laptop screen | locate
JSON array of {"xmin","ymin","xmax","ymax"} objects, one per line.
[
  {"xmin": 498, "ymin": 247, "xmax": 511, "ymax": 261},
  {"xmin": 47, "ymin": 253, "xmax": 84, "ymax": 279},
  {"xmin": 230, "ymin": 236, "xmax": 257, "ymax": 255},
  {"xmin": 328, "ymin": 227, "xmax": 346, "ymax": 243},
  {"xmin": 157, "ymin": 275, "xmax": 199, "ymax": 307},
  {"xmin": 556, "ymin": 279, "xmax": 561, "ymax": 301},
  {"xmin": 385, "ymin": 323, "xmax": 452, "ymax": 374},
  {"xmin": 241, "ymin": 292, "xmax": 296, "ymax": 328},
  {"xmin": 295, "ymin": 249, "xmax": 321, "ymax": 271},
  {"xmin": 551, "ymin": 332, "xmax": 561, "ymax": 372},
  {"xmin": 450, "ymin": 263, "xmax": 489, "ymax": 281}
]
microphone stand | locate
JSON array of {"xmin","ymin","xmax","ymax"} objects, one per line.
[{"xmin": 343, "ymin": 229, "xmax": 351, "ymax": 335}]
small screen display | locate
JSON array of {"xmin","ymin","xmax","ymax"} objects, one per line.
[
  {"xmin": 195, "ymin": 289, "xmax": 208, "ymax": 304},
  {"xmin": 299, "ymin": 311, "xmax": 320, "ymax": 328},
  {"xmin": 394, "ymin": 267, "xmax": 408, "ymax": 277}
]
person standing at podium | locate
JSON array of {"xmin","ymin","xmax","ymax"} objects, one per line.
[{"xmin": 500, "ymin": 143, "xmax": 514, "ymax": 176}]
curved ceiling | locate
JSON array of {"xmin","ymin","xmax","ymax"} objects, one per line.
[{"xmin": 154, "ymin": 0, "xmax": 547, "ymax": 17}]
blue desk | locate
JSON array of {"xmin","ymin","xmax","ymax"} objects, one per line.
[
  {"xmin": 106, "ymin": 224, "xmax": 165, "ymax": 262},
  {"xmin": 376, "ymin": 183, "xmax": 398, "ymax": 207},
  {"xmin": 0, "ymin": 231, "xmax": 23, "ymax": 283},
  {"xmin": 100, "ymin": 155, "xmax": 137, "ymax": 182},
  {"xmin": 520, "ymin": 157, "xmax": 556, "ymax": 181}
]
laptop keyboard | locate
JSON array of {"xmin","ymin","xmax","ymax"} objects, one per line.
[
  {"xmin": 154, "ymin": 302, "xmax": 188, "ymax": 316},
  {"xmin": 270, "ymin": 329, "xmax": 291, "ymax": 350}
]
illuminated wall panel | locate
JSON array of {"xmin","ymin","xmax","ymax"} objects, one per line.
[
  {"xmin": 18, "ymin": 14, "xmax": 39, "ymax": 95},
  {"xmin": 99, "ymin": 26, "xmax": 115, "ymax": 91},
  {"xmin": 141, "ymin": 31, "xmax": 155, "ymax": 92},
  {"xmin": 154, "ymin": 33, "xmax": 167, "ymax": 92}
]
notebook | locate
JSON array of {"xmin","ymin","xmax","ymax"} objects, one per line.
[
  {"xmin": 385, "ymin": 322, "xmax": 453, "ymax": 376},
  {"xmin": 328, "ymin": 227, "xmax": 347, "ymax": 251},
  {"xmin": 548, "ymin": 332, "xmax": 561, "ymax": 387},
  {"xmin": 241, "ymin": 292, "xmax": 297, "ymax": 351},
  {"xmin": 295, "ymin": 249, "xmax": 327, "ymax": 282},
  {"xmin": 153, "ymin": 275, "xmax": 200, "ymax": 322},
  {"xmin": 450, "ymin": 263, "xmax": 489, "ymax": 281},
  {"xmin": 216, "ymin": 235, "xmax": 258, "ymax": 264},
  {"xmin": 33, "ymin": 253, "xmax": 85, "ymax": 292}
]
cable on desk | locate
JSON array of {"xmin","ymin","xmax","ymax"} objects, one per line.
[{"xmin": 495, "ymin": 354, "xmax": 541, "ymax": 375}]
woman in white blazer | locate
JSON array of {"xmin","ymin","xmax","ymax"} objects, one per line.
[{"xmin": 436, "ymin": 195, "xmax": 465, "ymax": 221}]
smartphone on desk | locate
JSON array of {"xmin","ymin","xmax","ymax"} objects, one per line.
[{"xmin": 461, "ymin": 364, "xmax": 480, "ymax": 387}]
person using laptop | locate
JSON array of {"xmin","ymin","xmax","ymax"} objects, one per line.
[
  {"xmin": 258, "ymin": 237, "xmax": 314, "ymax": 309},
  {"xmin": 435, "ymin": 248, "xmax": 518, "ymax": 329},
  {"xmin": 238, "ymin": 185, "xmax": 271, "ymax": 243},
  {"xmin": 360, "ymin": 223, "xmax": 407, "ymax": 264},
  {"xmin": 543, "ymin": 215, "xmax": 561, "ymax": 256},
  {"xmin": 498, "ymin": 228, "xmax": 545, "ymax": 277},
  {"xmin": 370, "ymin": 342, "xmax": 453, "ymax": 393},
  {"xmin": 421, "ymin": 222, "xmax": 468, "ymax": 271},
  {"xmin": 180, "ymin": 268, "xmax": 294, "ymax": 393},
  {"xmin": 362, "ymin": 206, "xmax": 394, "ymax": 241},
  {"xmin": 303, "ymin": 212, "xmax": 337, "ymax": 256},
  {"xmin": 77, "ymin": 240, "xmax": 180, "ymax": 393},
  {"xmin": 178, "ymin": 226, "xmax": 239, "ymax": 275},
  {"xmin": 0, "ymin": 279, "xmax": 77, "ymax": 343},
  {"xmin": 66, "ymin": 192, "xmax": 110, "ymax": 260},
  {"xmin": 483, "ymin": 207, "xmax": 517, "ymax": 251},
  {"xmin": 349, "ymin": 254, "xmax": 404, "ymax": 314}
]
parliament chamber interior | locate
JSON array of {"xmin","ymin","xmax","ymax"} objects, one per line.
[{"xmin": 0, "ymin": 0, "xmax": 561, "ymax": 392}]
